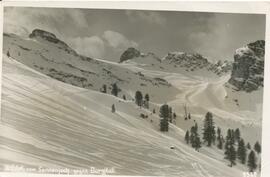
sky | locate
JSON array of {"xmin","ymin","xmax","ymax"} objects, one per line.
[{"xmin": 3, "ymin": 7, "xmax": 266, "ymax": 62}]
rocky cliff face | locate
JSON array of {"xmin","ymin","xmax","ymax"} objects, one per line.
[
  {"xmin": 163, "ymin": 52, "xmax": 208, "ymax": 67},
  {"xmin": 228, "ymin": 40, "xmax": 265, "ymax": 92},
  {"xmin": 29, "ymin": 29, "xmax": 77, "ymax": 56},
  {"xmin": 29, "ymin": 29, "xmax": 57, "ymax": 40},
  {"xmin": 119, "ymin": 47, "xmax": 141, "ymax": 63}
]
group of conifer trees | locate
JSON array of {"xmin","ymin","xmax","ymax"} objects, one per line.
[
  {"xmin": 184, "ymin": 112, "xmax": 261, "ymax": 172},
  {"xmin": 99, "ymin": 83, "xmax": 127, "ymax": 113},
  {"xmin": 106, "ymin": 83, "xmax": 121, "ymax": 113},
  {"xmin": 110, "ymin": 88, "xmax": 151, "ymax": 113},
  {"xmin": 223, "ymin": 128, "xmax": 261, "ymax": 172},
  {"xmin": 185, "ymin": 122, "xmax": 201, "ymax": 151},
  {"xmin": 101, "ymin": 83, "xmax": 121, "ymax": 97},
  {"xmin": 135, "ymin": 90, "xmax": 150, "ymax": 109},
  {"xmin": 105, "ymin": 84, "xmax": 261, "ymax": 172}
]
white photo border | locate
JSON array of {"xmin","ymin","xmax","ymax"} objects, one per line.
[{"xmin": 0, "ymin": 1, "xmax": 269, "ymax": 177}]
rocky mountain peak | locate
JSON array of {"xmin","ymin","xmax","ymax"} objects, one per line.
[
  {"xmin": 247, "ymin": 40, "xmax": 265, "ymax": 58},
  {"xmin": 29, "ymin": 29, "xmax": 69, "ymax": 48},
  {"xmin": 29, "ymin": 29, "xmax": 77, "ymax": 55},
  {"xmin": 29, "ymin": 29, "xmax": 58, "ymax": 42},
  {"xmin": 228, "ymin": 40, "xmax": 265, "ymax": 92},
  {"xmin": 164, "ymin": 52, "xmax": 209, "ymax": 64},
  {"xmin": 163, "ymin": 52, "xmax": 210, "ymax": 70},
  {"xmin": 163, "ymin": 52, "xmax": 232, "ymax": 75},
  {"xmin": 119, "ymin": 47, "xmax": 141, "ymax": 63}
]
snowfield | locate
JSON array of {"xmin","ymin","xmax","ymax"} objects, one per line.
[
  {"xmin": 0, "ymin": 55, "xmax": 245, "ymax": 177},
  {"xmin": 0, "ymin": 32, "xmax": 263, "ymax": 177}
]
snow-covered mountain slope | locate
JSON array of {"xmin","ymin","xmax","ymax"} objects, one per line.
[
  {"xmin": 117, "ymin": 43, "xmax": 263, "ymax": 145},
  {"xmin": 0, "ymin": 55, "xmax": 244, "ymax": 177},
  {"xmin": 118, "ymin": 53, "xmax": 262, "ymax": 145},
  {"xmin": 3, "ymin": 31, "xmax": 179, "ymax": 103},
  {"xmin": 1, "ymin": 30, "xmax": 263, "ymax": 176},
  {"xmin": 3, "ymin": 30, "xmax": 263, "ymax": 144},
  {"xmin": 165, "ymin": 72, "xmax": 262, "ymax": 144}
]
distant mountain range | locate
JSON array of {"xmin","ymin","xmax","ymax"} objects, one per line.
[
  {"xmin": 3, "ymin": 29, "xmax": 265, "ymax": 93},
  {"xmin": 120, "ymin": 47, "xmax": 232, "ymax": 76}
]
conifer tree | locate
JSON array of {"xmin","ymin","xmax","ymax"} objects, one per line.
[
  {"xmin": 225, "ymin": 129, "xmax": 231, "ymax": 149},
  {"xmin": 173, "ymin": 112, "xmax": 177, "ymax": 124},
  {"xmin": 190, "ymin": 126, "xmax": 195, "ymax": 145},
  {"xmin": 254, "ymin": 141, "xmax": 261, "ymax": 154},
  {"xmin": 160, "ymin": 118, "xmax": 169, "ymax": 132},
  {"xmin": 235, "ymin": 128, "xmax": 241, "ymax": 143},
  {"xmin": 111, "ymin": 83, "xmax": 119, "ymax": 97},
  {"xmin": 144, "ymin": 94, "xmax": 150, "ymax": 109},
  {"xmin": 247, "ymin": 143, "xmax": 251, "ymax": 150},
  {"xmin": 194, "ymin": 136, "xmax": 202, "ymax": 151},
  {"xmin": 237, "ymin": 138, "xmax": 247, "ymax": 164},
  {"xmin": 111, "ymin": 104, "xmax": 116, "ymax": 113},
  {"xmin": 218, "ymin": 138, "xmax": 223, "ymax": 150},
  {"xmin": 135, "ymin": 91, "xmax": 143, "ymax": 107},
  {"xmin": 189, "ymin": 123, "xmax": 198, "ymax": 145},
  {"xmin": 217, "ymin": 127, "xmax": 223, "ymax": 149},
  {"xmin": 190, "ymin": 123, "xmax": 201, "ymax": 151},
  {"xmin": 160, "ymin": 104, "xmax": 169, "ymax": 119},
  {"xmin": 248, "ymin": 150, "xmax": 257, "ymax": 172},
  {"xmin": 145, "ymin": 94, "xmax": 149, "ymax": 102},
  {"xmin": 217, "ymin": 127, "xmax": 221, "ymax": 139},
  {"xmin": 169, "ymin": 107, "xmax": 173, "ymax": 123},
  {"xmin": 102, "ymin": 84, "xmax": 107, "ymax": 93},
  {"xmin": 225, "ymin": 129, "xmax": 233, "ymax": 144},
  {"xmin": 159, "ymin": 104, "xmax": 169, "ymax": 132},
  {"xmin": 123, "ymin": 95, "xmax": 126, "ymax": 100},
  {"xmin": 202, "ymin": 112, "xmax": 216, "ymax": 146},
  {"xmin": 185, "ymin": 130, "xmax": 190, "ymax": 144},
  {"xmin": 231, "ymin": 129, "xmax": 235, "ymax": 144},
  {"xmin": 173, "ymin": 112, "xmax": 177, "ymax": 119},
  {"xmin": 224, "ymin": 129, "xmax": 237, "ymax": 167},
  {"xmin": 188, "ymin": 113, "xmax": 191, "ymax": 120},
  {"xmin": 225, "ymin": 143, "xmax": 237, "ymax": 167},
  {"xmin": 143, "ymin": 93, "xmax": 149, "ymax": 109}
]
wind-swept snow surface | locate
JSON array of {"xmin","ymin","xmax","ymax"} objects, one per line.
[
  {"xmin": 2, "ymin": 33, "xmax": 179, "ymax": 103},
  {"xmin": 0, "ymin": 55, "xmax": 244, "ymax": 177}
]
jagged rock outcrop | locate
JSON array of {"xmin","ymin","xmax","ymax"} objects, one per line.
[
  {"xmin": 164, "ymin": 52, "xmax": 209, "ymax": 67},
  {"xmin": 119, "ymin": 47, "xmax": 141, "ymax": 63},
  {"xmin": 29, "ymin": 29, "xmax": 56, "ymax": 40},
  {"xmin": 29, "ymin": 29, "xmax": 77, "ymax": 55},
  {"xmin": 228, "ymin": 40, "xmax": 265, "ymax": 92},
  {"xmin": 209, "ymin": 60, "xmax": 232, "ymax": 76},
  {"xmin": 163, "ymin": 52, "xmax": 232, "ymax": 75}
]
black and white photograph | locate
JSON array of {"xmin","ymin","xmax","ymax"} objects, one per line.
[{"xmin": 0, "ymin": 2, "xmax": 268, "ymax": 177}]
